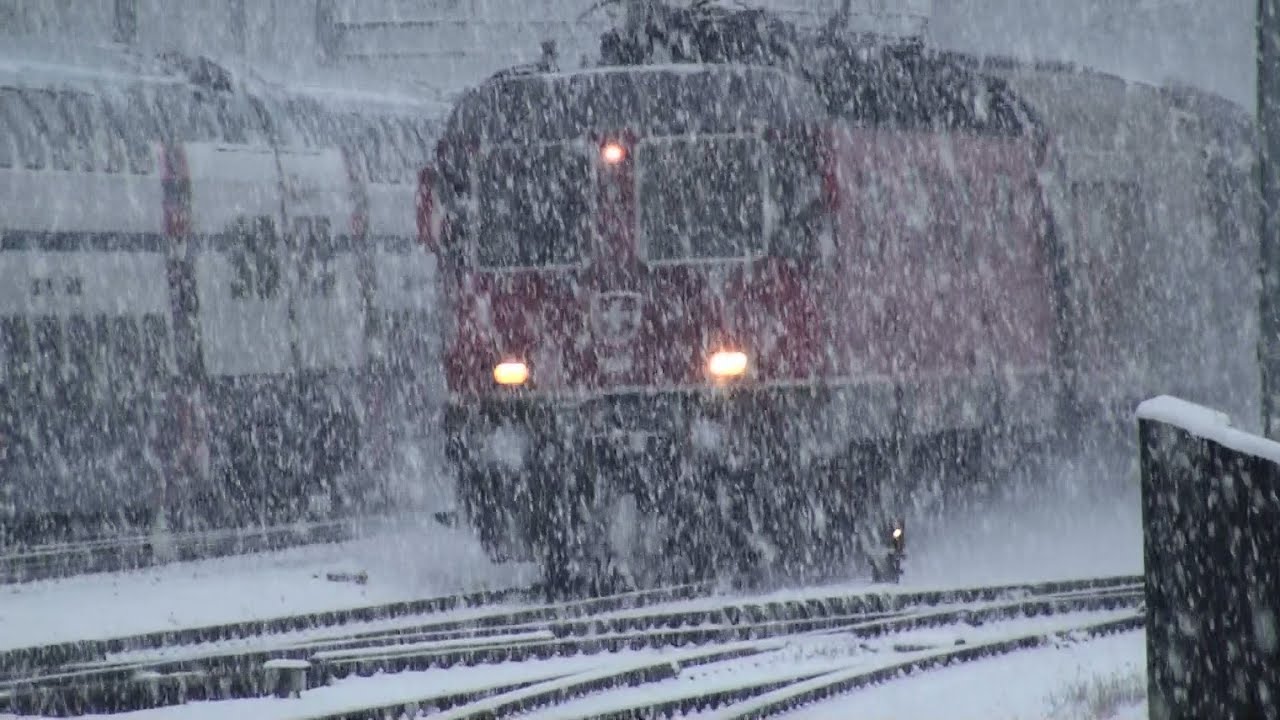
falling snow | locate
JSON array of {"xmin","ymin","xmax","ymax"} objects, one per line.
[{"xmin": 0, "ymin": 1, "xmax": 1269, "ymax": 717}]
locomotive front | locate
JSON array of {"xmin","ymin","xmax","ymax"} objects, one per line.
[{"xmin": 423, "ymin": 65, "xmax": 903, "ymax": 590}]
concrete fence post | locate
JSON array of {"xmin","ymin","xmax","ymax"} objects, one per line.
[{"xmin": 1137, "ymin": 396, "xmax": 1280, "ymax": 720}]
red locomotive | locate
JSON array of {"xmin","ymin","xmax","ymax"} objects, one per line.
[{"xmin": 420, "ymin": 5, "xmax": 1061, "ymax": 591}]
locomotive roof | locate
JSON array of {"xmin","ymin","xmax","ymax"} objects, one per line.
[{"xmin": 446, "ymin": 62, "xmax": 825, "ymax": 144}]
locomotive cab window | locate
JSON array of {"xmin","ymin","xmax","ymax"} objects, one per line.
[
  {"xmin": 475, "ymin": 143, "xmax": 591, "ymax": 268},
  {"xmin": 638, "ymin": 136, "xmax": 765, "ymax": 262}
]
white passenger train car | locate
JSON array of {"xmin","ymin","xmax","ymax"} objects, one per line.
[{"xmin": 0, "ymin": 44, "xmax": 444, "ymax": 537}]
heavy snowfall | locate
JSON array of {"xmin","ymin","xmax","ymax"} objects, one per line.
[{"xmin": 0, "ymin": 1, "xmax": 1270, "ymax": 718}]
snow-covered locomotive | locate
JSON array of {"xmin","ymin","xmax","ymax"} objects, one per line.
[
  {"xmin": 422, "ymin": 6, "xmax": 1065, "ymax": 589},
  {"xmin": 0, "ymin": 42, "xmax": 442, "ymax": 537}
]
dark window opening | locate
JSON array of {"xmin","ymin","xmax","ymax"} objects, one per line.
[
  {"xmin": 284, "ymin": 98, "xmax": 330, "ymax": 146},
  {"xmin": 293, "ymin": 215, "xmax": 338, "ymax": 297},
  {"xmin": 94, "ymin": 95, "xmax": 129, "ymax": 173},
  {"xmin": 63, "ymin": 316, "xmax": 98, "ymax": 416},
  {"xmin": 58, "ymin": 92, "xmax": 98, "ymax": 172},
  {"xmin": 140, "ymin": 315, "xmax": 171, "ymax": 380},
  {"xmin": 156, "ymin": 89, "xmax": 218, "ymax": 142},
  {"xmin": 767, "ymin": 131, "xmax": 825, "ymax": 255},
  {"xmin": 109, "ymin": 317, "xmax": 142, "ymax": 399},
  {"xmin": 476, "ymin": 144, "xmax": 591, "ymax": 268},
  {"xmin": 1, "ymin": 318, "xmax": 31, "ymax": 384},
  {"xmin": 2, "ymin": 88, "xmax": 47, "ymax": 170},
  {"xmin": 214, "ymin": 96, "xmax": 254, "ymax": 144},
  {"xmin": 0, "ymin": 108, "xmax": 12, "ymax": 169},
  {"xmin": 124, "ymin": 88, "xmax": 163, "ymax": 172},
  {"xmin": 639, "ymin": 136, "xmax": 764, "ymax": 261},
  {"xmin": 114, "ymin": 0, "xmax": 138, "ymax": 44},
  {"xmin": 23, "ymin": 90, "xmax": 73, "ymax": 171},
  {"xmin": 226, "ymin": 215, "xmax": 282, "ymax": 299}
]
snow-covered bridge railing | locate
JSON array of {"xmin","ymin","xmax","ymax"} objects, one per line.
[{"xmin": 1136, "ymin": 396, "xmax": 1280, "ymax": 720}]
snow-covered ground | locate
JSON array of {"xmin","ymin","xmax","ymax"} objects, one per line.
[
  {"xmin": 1, "ymin": 615, "xmax": 1147, "ymax": 720},
  {"xmin": 780, "ymin": 631, "xmax": 1147, "ymax": 720},
  {"xmin": 2, "ymin": 445, "xmax": 1141, "ymax": 651},
  {"xmin": 2, "ymin": 441, "xmax": 1150, "ymax": 718},
  {"xmin": 906, "ymin": 446, "xmax": 1144, "ymax": 587},
  {"xmin": 0, "ymin": 516, "xmax": 538, "ymax": 652}
]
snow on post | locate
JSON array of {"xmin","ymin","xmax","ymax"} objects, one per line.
[
  {"xmin": 1136, "ymin": 395, "xmax": 1280, "ymax": 720},
  {"xmin": 262, "ymin": 659, "xmax": 311, "ymax": 699}
]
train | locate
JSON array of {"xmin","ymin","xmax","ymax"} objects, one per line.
[
  {"xmin": 0, "ymin": 3, "xmax": 1258, "ymax": 592},
  {"xmin": 423, "ymin": 2, "xmax": 1259, "ymax": 592},
  {"xmin": 0, "ymin": 40, "xmax": 446, "ymax": 539}
]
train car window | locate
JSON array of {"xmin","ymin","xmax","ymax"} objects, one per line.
[
  {"xmin": 367, "ymin": 115, "xmax": 398, "ymax": 184},
  {"xmin": 213, "ymin": 95, "xmax": 252, "ymax": 144},
  {"xmin": 124, "ymin": 87, "xmax": 164, "ymax": 172},
  {"xmin": 1, "ymin": 319, "xmax": 33, "ymax": 449},
  {"xmin": 95, "ymin": 95, "xmax": 129, "ymax": 174},
  {"xmin": 639, "ymin": 136, "xmax": 765, "ymax": 261},
  {"xmin": 1, "ymin": 89, "xmax": 45, "ymax": 170},
  {"xmin": 32, "ymin": 317, "xmax": 63, "ymax": 383},
  {"xmin": 58, "ymin": 92, "xmax": 98, "ymax": 172},
  {"xmin": 227, "ymin": 215, "xmax": 282, "ymax": 299},
  {"xmin": 0, "ymin": 118, "xmax": 12, "ymax": 169},
  {"xmin": 274, "ymin": 99, "xmax": 309, "ymax": 145},
  {"xmin": 22, "ymin": 90, "xmax": 74, "ymax": 172},
  {"xmin": 155, "ymin": 89, "xmax": 214, "ymax": 142},
  {"xmin": 395, "ymin": 117, "xmax": 429, "ymax": 181},
  {"xmin": 378, "ymin": 117, "xmax": 405, "ymax": 183},
  {"xmin": 415, "ymin": 118, "xmax": 438, "ymax": 153},
  {"xmin": 381, "ymin": 117, "xmax": 417, "ymax": 184},
  {"xmin": 294, "ymin": 216, "xmax": 337, "ymax": 296},
  {"xmin": 0, "ymin": 318, "xmax": 30, "ymax": 383},
  {"xmin": 92, "ymin": 316, "xmax": 114, "ymax": 400},
  {"xmin": 283, "ymin": 98, "xmax": 329, "ymax": 147},
  {"xmin": 63, "ymin": 315, "xmax": 97, "ymax": 403},
  {"xmin": 361, "ymin": 120, "xmax": 391, "ymax": 184},
  {"xmin": 110, "ymin": 316, "xmax": 142, "ymax": 394},
  {"xmin": 190, "ymin": 93, "xmax": 221, "ymax": 142},
  {"xmin": 0, "ymin": 319, "xmax": 8, "ymax": 383},
  {"xmin": 140, "ymin": 315, "xmax": 170, "ymax": 379},
  {"xmin": 476, "ymin": 144, "xmax": 590, "ymax": 267}
]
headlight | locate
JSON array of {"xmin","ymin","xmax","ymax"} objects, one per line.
[
  {"xmin": 707, "ymin": 350, "xmax": 748, "ymax": 380},
  {"xmin": 493, "ymin": 360, "xmax": 529, "ymax": 386},
  {"xmin": 600, "ymin": 141, "xmax": 627, "ymax": 165}
]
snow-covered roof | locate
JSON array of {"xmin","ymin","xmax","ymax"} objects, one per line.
[
  {"xmin": 0, "ymin": 42, "xmax": 183, "ymax": 88},
  {"xmin": 1137, "ymin": 395, "xmax": 1280, "ymax": 465}
]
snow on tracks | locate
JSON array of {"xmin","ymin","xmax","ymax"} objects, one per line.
[
  {"xmin": 1, "ymin": 575, "xmax": 1143, "ymax": 718},
  {"xmin": 0, "ymin": 582, "xmax": 712, "ymax": 715},
  {"xmin": 0, "ymin": 519, "xmax": 360, "ymax": 585}
]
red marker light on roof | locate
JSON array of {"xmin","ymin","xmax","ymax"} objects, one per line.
[{"xmin": 601, "ymin": 142, "xmax": 626, "ymax": 165}]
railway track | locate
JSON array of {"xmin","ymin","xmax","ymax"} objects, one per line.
[
  {"xmin": 0, "ymin": 514, "xmax": 392, "ymax": 585},
  {"xmin": 2, "ymin": 574, "xmax": 1145, "ymax": 718}
]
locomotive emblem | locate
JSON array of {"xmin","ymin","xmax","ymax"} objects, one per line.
[{"xmin": 590, "ymin": 291, "xmax": 644, "ymax": 345}]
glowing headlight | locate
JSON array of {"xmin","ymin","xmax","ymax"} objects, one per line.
[
  {"xmin": 493, "ymin": 360, "xmax": 529, "ymax": 386},
  {"xmin": 707, "ymin": 350, "xmax": 748, "ymax": 380},
  {"xmin": 600, "ymin": 141, "xmax": 627, "ymax": 165}
]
